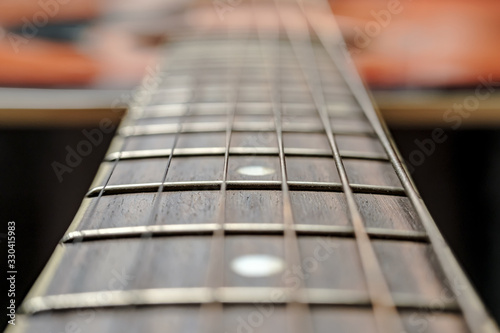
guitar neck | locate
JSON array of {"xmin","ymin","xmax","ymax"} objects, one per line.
[{"xmin": 12, "ymin": 1, "xmax": 498, "ymax": 333}]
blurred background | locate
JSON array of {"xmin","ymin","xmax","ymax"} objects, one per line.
[{"xmin": 1, "ymin": 0, "xmax": 500, "ymax": 329}]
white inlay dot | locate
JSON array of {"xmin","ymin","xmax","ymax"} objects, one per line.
[
  {"xmin": 237, "ymin": 165, "xmax": 275, "ymax": 177},
  {"xmin": 231, "ymin": 254, "xmax": 285, "ymax": 277}
]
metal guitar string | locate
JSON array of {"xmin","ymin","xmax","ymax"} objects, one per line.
[
  {"xmin": 302, "ymin": 1, "xmax": 500, "ymax": 332},
  {"xmin": 279, "ymin": 1, "xmax": 404, "ymax": 332},
  {"xmin": 254, "ymin": 2, "xmax": 315, "ymax": 332},
  {"xmin": 200, "ymin": 13, "xmax": 252, "ymax": 333}
]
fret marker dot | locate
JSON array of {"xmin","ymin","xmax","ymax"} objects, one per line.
[
  {"xmin": 237, "ymin": 166, "xmax": 275, "ymax": 177},
  {"xmin": 231, "ymin": 255, "xmax": 285, "ymax": 277}
]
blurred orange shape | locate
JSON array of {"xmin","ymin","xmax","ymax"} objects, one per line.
[{"xmin": 0, "ymin": 36, "xmax": 99, "ymax": 87}]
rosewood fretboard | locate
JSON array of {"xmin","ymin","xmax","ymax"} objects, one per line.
[{"xmin": 11, "ymin": 1, "xmax": 499, "ymax": 333}]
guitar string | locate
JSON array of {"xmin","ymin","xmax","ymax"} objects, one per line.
[
  {"xmin": 302, "ymin": 1, "xmax": 500, "ymax": 332},
  {"xmin": 200, "ymin": 16, "xmax": 252, "ymax": 333},
  {"xmin": 278, "ymin": 1, "xmax": 404, "ymax": 332},
  {"xmin": 253, "ymin": 1, "xmax": 314, "ymax": 332}
]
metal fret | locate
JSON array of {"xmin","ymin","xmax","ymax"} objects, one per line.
[
  {"xmin": 105, "ymin": 147, "xmax": 388, "ymax": 162},
  {"xmin": 150, "ymin": 87, "xmax": 350, "ymax": 101},
  {"xmin": 120, "ymin": 122, "xmax": 373, "ymax": 136},
  {"xmin": 61, "ymin": 223, "xmax": 429, "ymax": 244},
  {"xmin": 20, "ymin": 287, "xmax": 459, "ymax": 315},
  {"xmin": 279, "ymin": 2, "xmax": 404, "ymax": 332},
  {"xmin": 85, "ymin": 181, "xmax": 406, "ymax": 197},
  {"xmin": 135, "ymin": 102, "xmax": 362, "ymax": 118},
  {"xmin": 154, "ymin": 62, "xmax": 347, "ymax": 73}
]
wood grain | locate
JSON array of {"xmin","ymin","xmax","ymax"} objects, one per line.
[
  {"xmin": 373, "ymin": 240, "xmax": 447, "ymax": 298},
  {"xmin": 78, "ymin": 192, "xmax": 220, "ymax": 229},
  {"xmin": 226, "ymin": 191, "xmax": 283, "ymax": 224},
  {"xmin": 290, "ymin": 191, "xmax": 349, "ymax": 226},
  {"xmin": 354, "ymin": 194, "xmax": 422, "ymax": 231},
  {"xmin": 102, "ymin": 156, "xmax": 225, "ymax": 185},
  {"xmin": 344, "ymin": 160, "xmax": 403, "ymax": 187},
  {"xmin": 285, "ymin": 157, "xmax": 340, "ymax": 182},
  {"xmin": 44, "ymin": 237, "xmax": 211, "ymax": 295}
]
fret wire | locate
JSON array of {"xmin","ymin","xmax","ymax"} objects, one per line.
[
  {"xmin": 137, "ymin": 102, "xmax": 362, "ymax": 118},
  {"xmin": 85, "ymin": 181, "xmax": 407, "ymax": 198},
  {"xmin": 61, "ymin": 223, "xmax": 429, "ymax": 244},
  {"xmin": 20, "ymin": 287, "xmax": 459, "ymax": 315},
  {"xmin": 278, "ymin": 2, "xmax": 404, "ymax": 332},
  {"xmin": 105, "ymin": 147, "xmax": 389, "ymax": 162},
  {"xmin": 301, "ymin": 2, "xmax": 500, "ymax": 332},
  {"xmin": 120, "ymin": 122, "xmax": 374, "ymax": 137},
  {"xmin": 254, "ymin": 3, "xmax": 314, "ymax": 332},
  {"xmin": 151, "ymin": 62, "xmax": 347, "ymax": 72}
]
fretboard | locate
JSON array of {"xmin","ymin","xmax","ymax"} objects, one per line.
[{"xmin": 12, "ymin": 1, "xmax": 499, "ymax": 333}]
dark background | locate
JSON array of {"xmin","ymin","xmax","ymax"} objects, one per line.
[{"xmin": 1, "ymin": 125, "xmax": 499, "ymax": 329}]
